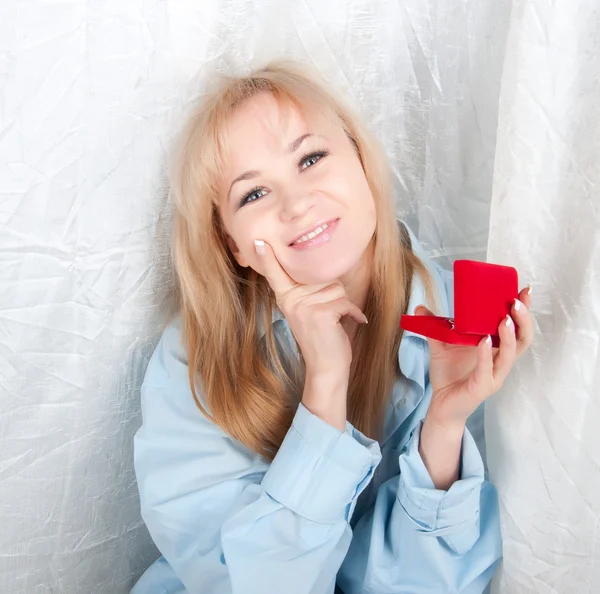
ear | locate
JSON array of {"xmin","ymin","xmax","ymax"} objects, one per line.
[{"xmin": 226, "ymin": 234, "xmax": 249, "ymax": 268}]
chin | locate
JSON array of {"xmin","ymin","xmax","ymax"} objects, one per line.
[{"xmin": 287, "ymin": 246, "xmax": 366, "ymax": 285}]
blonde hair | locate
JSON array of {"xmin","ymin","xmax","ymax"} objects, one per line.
[{"xmin": 170, "ymin": 60, "xmax": 437, "ymax": 460}]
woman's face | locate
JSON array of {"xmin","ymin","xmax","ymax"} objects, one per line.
[{"xmin": 218, "ymin": 92, "xmax": 377, "ymax": 285}]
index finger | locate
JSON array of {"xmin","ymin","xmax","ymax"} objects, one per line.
[{"xmin": 254, "ymin": 239, "xmax": 296, "ymax": 295}]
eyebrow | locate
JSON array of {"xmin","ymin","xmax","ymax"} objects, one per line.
[{"xmin": 226, "ymin": 133, "xmax": 322, "ymax": 203}]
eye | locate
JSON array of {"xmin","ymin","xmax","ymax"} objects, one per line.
[
  {"xmin": 238, "ymin": 187, "xmax": 267, "ymax": 208},
  {"xmin": 299, "ymin": 150, "xmax": 328, "ymax": 170},
  {"xmin": 237, "ymin": 150, "xmax": 329, "ymax": 209}
]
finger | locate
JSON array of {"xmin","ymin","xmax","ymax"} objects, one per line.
[
  {"xmin": 519, "ymin": 284, "xmax": 533, "ymax": 310},
  {"xmin": 309, "ymin": 297, "xmax": 367, "ymax": 326},
  {"xmin": 327, "ymin": 297, "xmax": 369, "ymax": 325},
  {"xmin": 472, "ymin": 334, "xmax": 494, "ymax": 395},
  {"xmin": 414, "ymin": 304, "xmax": 433, "ymax": 316},
  {"xmin": 301, "ymin": 282, "xmax": 347, "ymax": 305},
  {"xmin": 254, "ymin": 239, "xmax": 296, "ymax": 295},
  {"xmin": 512, "ymin": 295, "xmax": 534, "ymax": 356},
  {"xmin": 492, "ymin": 314, "xmax": 518, "ymax": 384}
]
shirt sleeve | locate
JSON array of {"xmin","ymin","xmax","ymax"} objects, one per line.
[
  {"xmin": 397, "ymin": 421, "xmax": 488, "ymax": 554},
  {"xmin": 133, "ymin": 319, "xmax": 382, "ymax": 594},
  {"xmin": 336, "ymin": 420, "xmax": 502, "ymax": 594},
  {"xmin": 262, "ymin": 403, "xmax": 381, "ymax": 523},
  {"xmin": 336, "ymin": 222, "xmax": 502, "ymax": 593}
]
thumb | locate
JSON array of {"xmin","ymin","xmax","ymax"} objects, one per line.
[
  {"xmin": 414, "ymin": 305, "xmax": 433, "ymax": 316},
  {"xmin": 413, "ymin": 304, "xmax": 447, "ymax": 354},
  {"xmin": 253, "ymin": 239, "xmax": 295, "ymax": 294}
]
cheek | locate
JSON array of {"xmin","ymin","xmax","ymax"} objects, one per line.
[
  {"xmin": 335, "ymin": 150, "xmax": 374, "ymax": 209},
  {"xmin": 242, "ymin": 217, "xmax": 269, "ymax": 244},
  {"xmin": 347, "ymin": 175, "xmax": 376, "ymax": 221},
  {"xmin": 231, "ymin": 216, "xmax": 278, "ymax": 267},
  {"xmin": 355, "ymin": 170, "xmax": 376, "ymax": 219}
]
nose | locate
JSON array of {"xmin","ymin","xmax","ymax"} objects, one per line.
[{"xmin": 279, "ymin": 187, "xmax": 315, "ymax": 221}]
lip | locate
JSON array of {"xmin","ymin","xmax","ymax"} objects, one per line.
[
  {"xmin": 289, "ymin": 218, "xmax": 340, "ymax": 251},
  {"xmin": 288, "ymin": 218, "xmax": 339, "ymax": 246}
]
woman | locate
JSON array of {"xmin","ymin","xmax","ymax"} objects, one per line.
[{"xmin": 132, "ymin": 60, "xmax": 534, "ymax": 593}]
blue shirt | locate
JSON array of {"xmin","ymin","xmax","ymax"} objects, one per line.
[{"xmin": 131, "ymin": 222, "xmax": 502, "ymax": 594}]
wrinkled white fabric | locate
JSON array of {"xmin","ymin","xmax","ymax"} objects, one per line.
[
  {"xmin": 0, "ymin": 0, "xmax": 597, "ymax": 592},
  {"xmin": 485, "ymin": 1, "xmax": 600, "ymax": 592}
]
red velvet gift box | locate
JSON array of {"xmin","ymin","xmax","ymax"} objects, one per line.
[{"xmin": 400, "ymin": 260, "xmax": 519, "ymax": 348}]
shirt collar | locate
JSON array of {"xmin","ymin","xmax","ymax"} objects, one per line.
[
  {"xmin": 257, "ymin": 300, "xmax": 284, "ymax": 340},
  {"xmin": 397, "ymin": 270, "xmax": 431, "ymax": 390}
]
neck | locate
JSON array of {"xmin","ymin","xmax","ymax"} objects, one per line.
[
  {"xmin": 340, "ymin": 239, "xmax": 374, "ymax": 311},
  {"xmin": 339, "ymin": 240, "xmax": 374, "ymax": 343}
]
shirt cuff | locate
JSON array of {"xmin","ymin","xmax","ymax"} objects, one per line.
[
  {"xmin": 398, "ymin": 421, "xmax": 484, "ymax": 536},
  {"xmin": 261, "ymin": 403, "xmax": 382, "ymax": 524}
]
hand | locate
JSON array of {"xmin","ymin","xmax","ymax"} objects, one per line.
[
  {"xmin": 253, "ymin": 239, "xmax": 367, "ymax": 377},
  {"xmin": 415, "ymin": 286, "xmax": 535, "ymax": 428}
]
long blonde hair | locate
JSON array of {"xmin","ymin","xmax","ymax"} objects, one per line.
[{"xmin": 170, "ymin": 60, "xmax": 437, "ymax": 460}]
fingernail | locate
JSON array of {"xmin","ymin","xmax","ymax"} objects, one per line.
[
  {"xmin": 254, "ymin": 239, "xmax": 265, "ymax": 255},
  {"xmin": 527, "ymin": 284, "xmax": 533, "ymax": 296},
  {"xmin": 514, "ymin": 298, "xmax": 522, "ymax": 312},
  {"xmin": 486, "ymin": 335, "xmax": 492, "ymax": 347},
  {"xmin": 364, "ymin": 315, "xmax": 369, "ymax": 324},
  {"xmin": 505, "ymin": 314, "xmax": 513, "ymax": 327}
]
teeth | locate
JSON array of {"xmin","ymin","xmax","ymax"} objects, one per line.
[{"xmin": 293, "ymin": 223, "xmax": 328, "ymax": 245}]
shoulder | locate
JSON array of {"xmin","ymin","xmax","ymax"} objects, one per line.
[
  {"xmin": 138, "ymin": 314, "xmax": 218, "ymax": 429},
  {"xmin": 134, "ymin": 316, "xmax": 266, "ymax": 528},
  {"xmin": 135, "ymin": 315, "xmax": 263, "ymax": 473},
  {"xmin": 142, "ymin": 314, "xmax": 189, "ymax": 389}
]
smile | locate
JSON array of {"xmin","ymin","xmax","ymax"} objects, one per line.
[
  {"xmin": 292, "ymin": 222, "xmax": 330, "ymax": 245},
  {"xmin": 289, "ymin": 218, "xmax": 340, "ymax": 251}
]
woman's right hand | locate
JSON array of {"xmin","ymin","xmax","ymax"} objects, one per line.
[
  {"xmin": 254, "ymin": 239, "xmax": 367, "ymax": 429},
  {"xmin": 254, "ymin": 238, "xmax": 367, "ymax": 376}
]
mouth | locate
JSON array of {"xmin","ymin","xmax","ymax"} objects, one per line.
[
  {"xmin": 288, "ymin": 218, "xmax": 339, "ymax": 246},
  {"xmin": 288, "ymin": 218, "xmax": 341, "ymax": 250}
]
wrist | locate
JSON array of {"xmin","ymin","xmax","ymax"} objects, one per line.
[
  {"xmin": 422, "ymin": 413, "xmax": 465, "ymax": 444},
  {"xmin": 419, "ymin": 415, "xmax": 465, "ymax": 490},
  {"xmin": 302, "ymin": 370, "xmax": 349, "ymax": 432},
  {"xmin": 425, "ymin": 403, "xmax": 468, "ymax": 436}
]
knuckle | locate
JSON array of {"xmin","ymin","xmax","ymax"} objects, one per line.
[
  {"xmin": 331, "ymin": 281, "xmax": 346, "ymax": 294},
  {"xmin": 276, "ymin": 299, "xmax": 289, "ymax": 317},
  {"xmin": 490, "ymin": 372, "xmax": 503, "ymax": 387},
  {"xmin": 289, "ymin": 298, "xmax": 306, "ymax": 318},
  {"xmin": 323, "ymin": 282, "xmax": 343, "ymax": 297},
  {"xmin": 277, "ymin": 291, "xmax": 295, "ymax": 314}
]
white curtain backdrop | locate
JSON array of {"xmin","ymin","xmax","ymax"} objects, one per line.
[
  {"xmin": 485, "ymin": 2, "xmax": 600, "ymax": 592},
  {"xmin": 0, "ymin": 1, "xmax": 597, "ymax": 592}
]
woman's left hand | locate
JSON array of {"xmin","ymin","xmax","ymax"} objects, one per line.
[{"xmin": 415, "ymin": 285, "xmax": 535, "ymax": 429}]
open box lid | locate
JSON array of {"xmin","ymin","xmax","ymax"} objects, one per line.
[{"xmin": 401, "ymin": 260, "xmax": 519, "ymax": 347}]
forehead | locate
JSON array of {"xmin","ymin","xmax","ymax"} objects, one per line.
[
  {"xmin": 222, "ymin": 93, "xmax": 340, "ymax": 159},
  {"xmin": 227, "ymin": 93, "xmax": 298, "ymax": 144}
]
